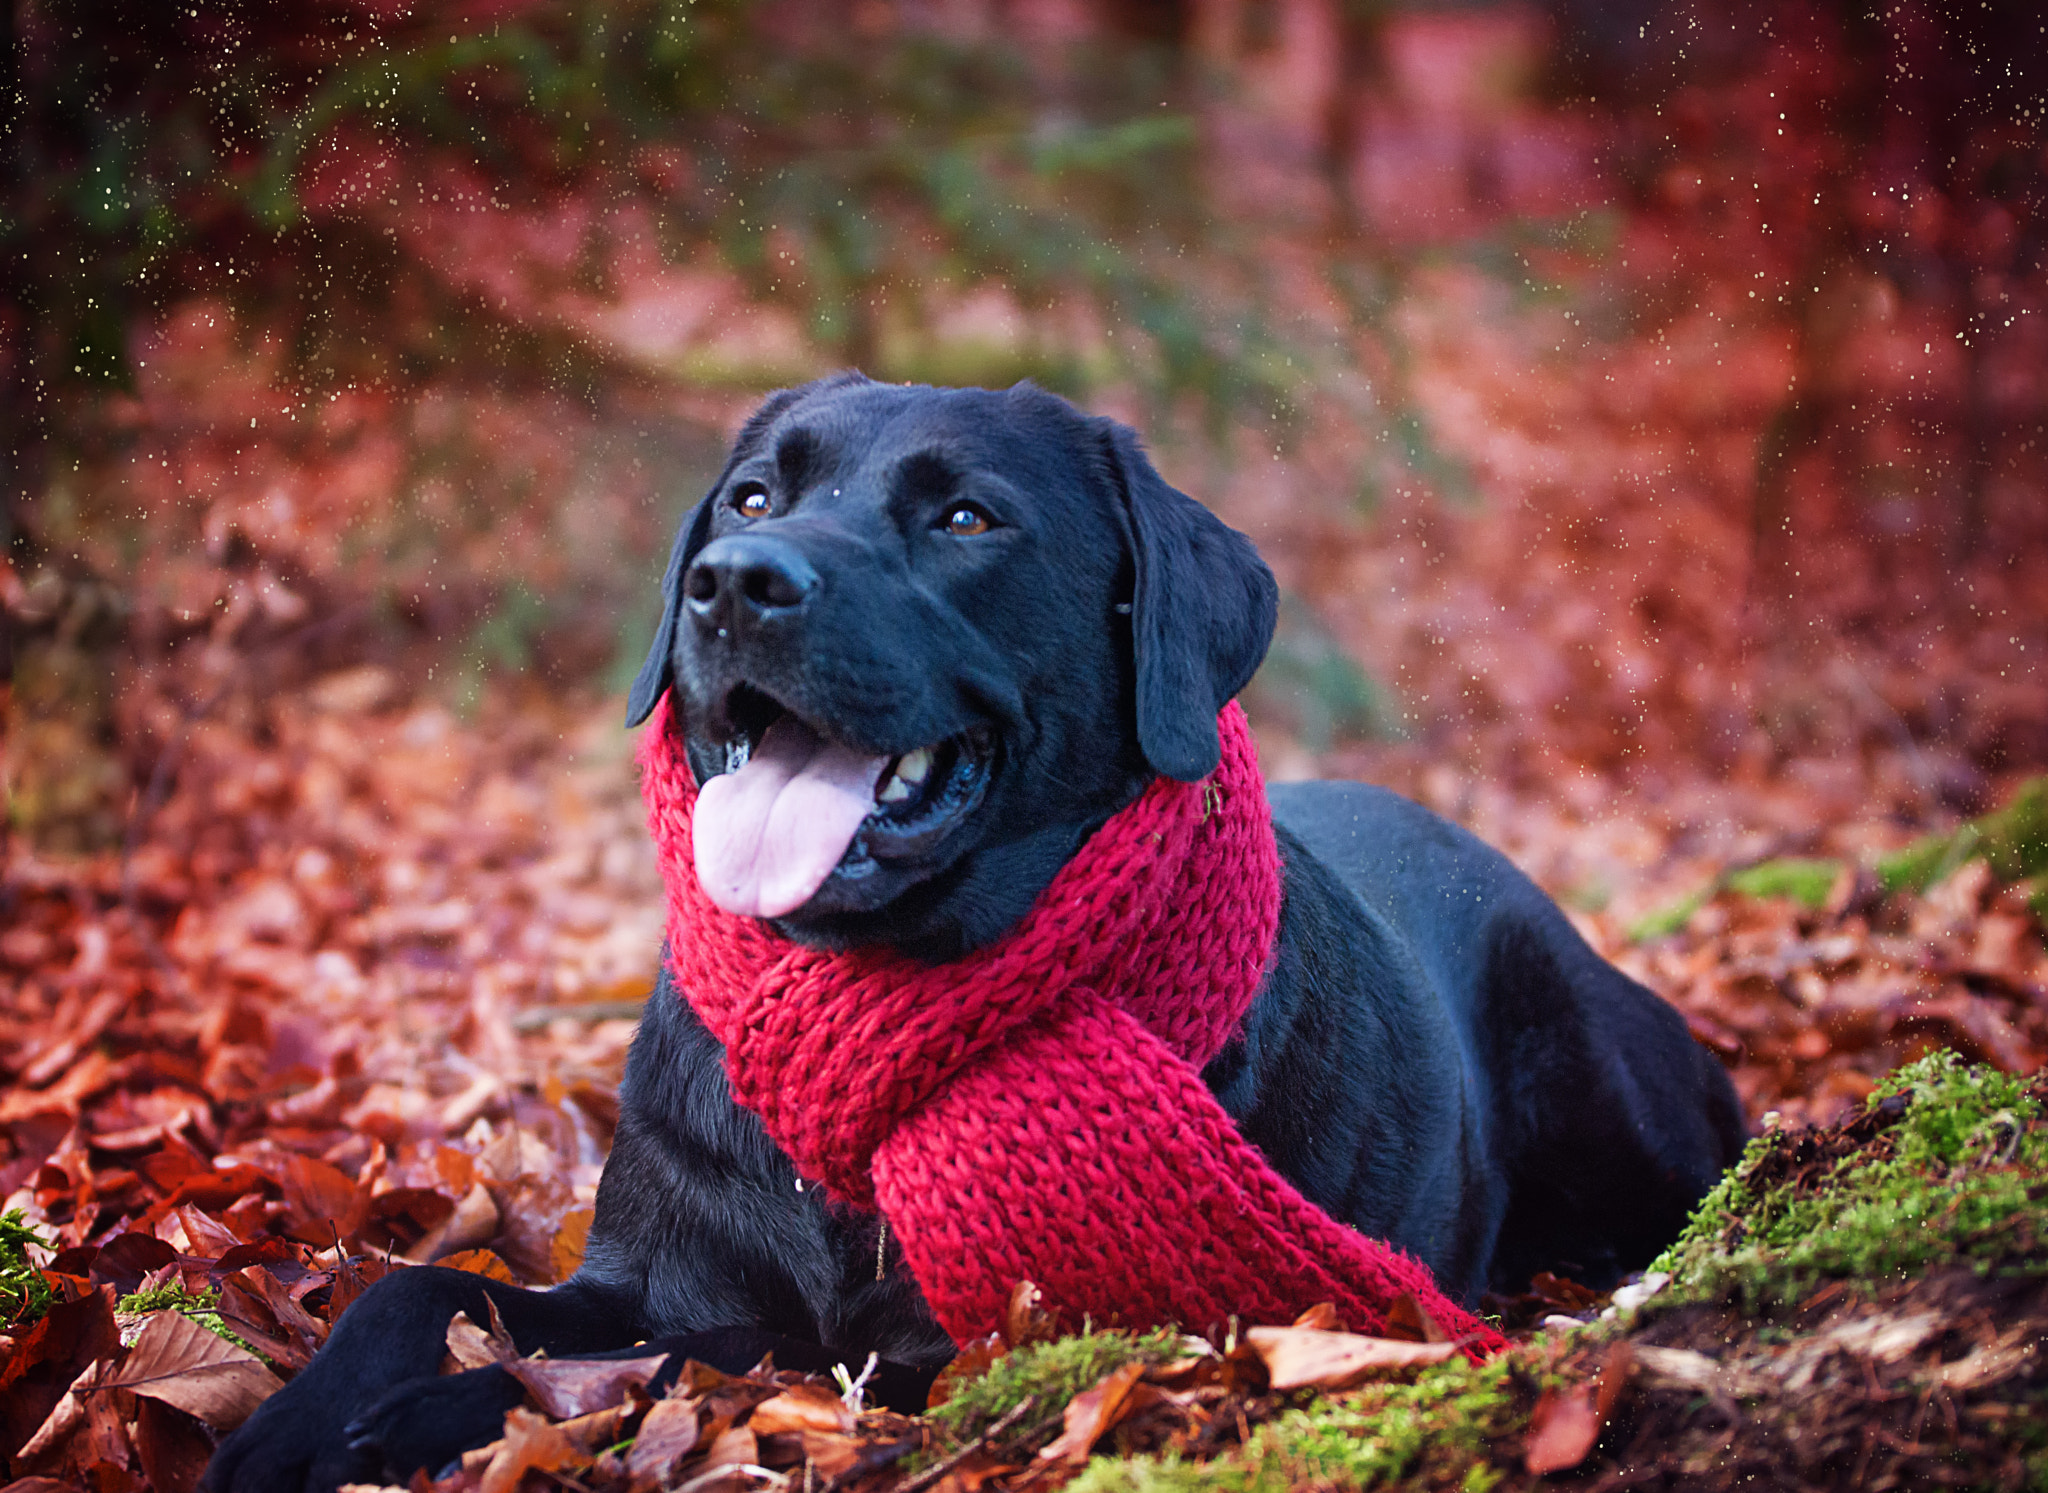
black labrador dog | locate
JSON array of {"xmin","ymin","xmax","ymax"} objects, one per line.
[{"xmin": 207, "ymin": 375, "xmax": 1744, "ymax": 1492}]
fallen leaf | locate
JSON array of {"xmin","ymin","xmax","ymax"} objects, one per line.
[
  {"xmin": 1290, "ymin": 1301, "xmax": 1342, "ymax": 1331},
  {"xmin": 437, "ymin": 1246, "xmax": 519, "ymax": 1282},
  {"xmin": 1004, "ymin": 1279, "xmax": 1059, "ymax": 1347},
  {"xmin": 748, "ymin": 1381, "xmax": 854, "ymax": 1436},
  {"xmin": 1244, "ymin": 1326, "xmax": 1458, "ymax": 1391},
  {"xmin": 701, "ymin": 1422, "xmax": 758, "ymax": 1469},
  {"xmin": 444, "ymin": 1308, "xmax": 519, "ymax": 1372},
  {"xmin": 477, "ymin": 1406, "xmax": 580, "ymax": 1493},
  {"xmin": 505, "ymin": 1350, "xmax": 669, "ymax": 1418},
  {"xmin": 626, "ymin": 1394, "xmax": 702, "ymax": 1485},
  {"xmin": 14, "ymin": 1366, "xmax": 92, "ymax": 1464},
  {"xmin": 89, "ymin": 1233, "xmax": 179, "ymax": 1294},
  {"xmin": 1525, "ymin": 1343, "xmax": 1633, "ymax": 1475},
  {"xmin": 1523, "ymin": 1383, "xmax": 1601, "ymax": 1476},
  {"xmin": 212, "ymin": 1274, "xmax": 313, "ymax": 1373},
  {"xmin": 406, "ymin": 1182, "xmax": 500, "ymax": 1264},
  {"xmin": 926, "ymin": 1331, "xmax": 1007, "ymax": 1409},
  {"xmin": 553, "ymin": 1402, "xmax": 631, "ymax": 1453},
  {"xmin": 1382, "ymin": 1291, "xmax": 1449, "ymax": 1344},
  {"xmin": 1, "ymin": 1285, "xmax": 118, "ymax": 1462},
  {"xmin": 133, "ymin": 1394, "xmax": 215, "ymax": 1493},
  {"xmin": 271, "ymin": 1151, "xmax": 368, "ymax": 1245},
  {"xmin": 224, "ymin": 1264, "xmax": 327, "ymax": 1354},
  {"xmin": 208, "ymin": 1237, "xmax": 302, "ymax": 1278},
  {"xmin": 101, "ymin": 1310, "xmax": 284, "ymax": 1429},
  {"xmin": 550, "ymin": 1206, "xmax": 594, "ymax": 1282},
  {"xmin": 1037, "ymin": 1359, "xmax": 1148, "ymax": 1466}
]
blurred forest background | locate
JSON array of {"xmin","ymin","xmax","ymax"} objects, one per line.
[
  {"xmin": 5, "ymin": 0, "xmax": 2048, "ymax": 1459},
  {"xmin": 4, "ymin": 1, "xmax": 2048, "ymax": 1485}
]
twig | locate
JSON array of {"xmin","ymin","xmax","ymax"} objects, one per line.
[
  {"xmin": 510, "ymin": 999, "xmax": 649, "ymax": 1032},
  {"xmin": 891, "ymin": 1396, "xmax": 1040, "ymax": 1493},
  {"xmin": 677, "ymin": 1464, "xmax": 790, "ymax": 1493}
]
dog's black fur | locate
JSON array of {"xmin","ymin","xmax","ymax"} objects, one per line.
[{"xmin": 206, "ymin": 377, "xmax": 1745, "ymax": 1493}]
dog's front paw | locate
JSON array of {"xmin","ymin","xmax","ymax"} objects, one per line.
[
  {"xmin": 343, "ymin": 1366, "xmax": 526, "ymax": 1482},
  {"xmin": 202, "ymin": 1374, "xmax": 380, "ymax": 1493}
]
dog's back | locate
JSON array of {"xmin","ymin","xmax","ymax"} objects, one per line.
[{"xmin": 1267, "ymin": 780, "xmax": 1747, "ymax": 1294}]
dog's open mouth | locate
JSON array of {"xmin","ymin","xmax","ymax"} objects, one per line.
[{"xmin": 691, "ymin": 683, "xmax": 994, "ymax": 919}]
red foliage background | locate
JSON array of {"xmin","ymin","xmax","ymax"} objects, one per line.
[{"xmin": 2, "ymin": 1, "xmax": 2045, "ymax": 1487}]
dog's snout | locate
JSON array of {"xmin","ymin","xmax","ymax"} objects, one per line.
[{"xmin": 686, "ymin": 535, "xmax": 819, "ymax": 630}]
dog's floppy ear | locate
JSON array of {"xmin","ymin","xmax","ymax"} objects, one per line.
[
  {"xmin": 1105, "ymin": 421, "xmax": 1278, "ymax": 781},
  {"xmin": 625, "ymin": 381, "xmax": 831, "ymax": 726},
  {"xmin": 624, "ymin": 496, "xmax": 717, "ymax": 727}
]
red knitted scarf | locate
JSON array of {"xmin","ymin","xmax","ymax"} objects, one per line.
[{"xmin": 640, "ymin": 697, "xmax": 1505, "ymax": 1356}]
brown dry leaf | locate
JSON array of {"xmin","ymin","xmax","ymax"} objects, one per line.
[
  {"xmin": 505, "ymin": 1349, "xmax": 669, "ymax": 1419},
  {"xmin": 436, "ymin": 1247, "xmax": 519, "ymax": 1282},
  {"xmin": 1244, "ymin": 1325, "xmax": 1458, "ymax": 1391},
  {"xmin": 476, "ymin": 1405, "xmax": 581, "ymax": 1493},
  {"xmin": 444, "ymin": 1308, "xmax": 518, "ymax": 1372},
  {"xmin": 2, "ymin": 1284, "xmax": 119, "ymax": 1462},
  {"xmin": 1523, "ymin": 1382, "xmax": 1600, "ymax": 1476},
  {"xmin": 100, "ymin": 1309, "xmax": 284, "ymax": 1429},
  {"xmin": 1005, "ymin": 1279, "xmax": 1059, "ymax": 1346},
  {"xmin": 797, "ymin": 1427, "xmax": 873, "ymax": 1482},
  {"xmin": 406, "ymin": 1183, "xmax": 501, "ymax": 1264},
  {"xmin": 747, "ymin": 1381, "xmax": 854, "ymax": 1436},
  {"xmin": 552, "ymin": 1401, "xmax": 630, "ymax": 1454},
  {"xmin": 15, "ymin": 1370, "xmax": 92, "ymax": 1465},
  {"xmin": 625, "ymin": 1394, "xmax": 703, "ymax": 1486},
  {"xmin": 225, "ymin": 1264, "xmax": 328, "ymax": 1356},
  {"xmin": 701, "ymin": 1422, "xmax": 758, "ymax": 1469},
  {"xmin": 1037, "ymin": 1359, "xmax": 1148, "ymax": 1467},
  {"xmin": 550, "ymin": 1205, "xmax": 594, "ymax": 1282},
  {"xmin": 1290, "ymin": 1301, "xmax": 1342, "ymax": 1331},
  {"xmin": 927, "ymin": 1331, "xmax": 1007, "ymax": 1409},
  {"xmin": 326, "ymin": 1249, "xmax": 380, "ymax": 1323},
  {"xmin": 133, "ymin": 1394, "xmax": 216, "ymax": 1493},
  {"xmin": 930, "ymin": 1451, "xmax": 1019, "ymax": 1493},
  {"xmin": 1524, "ymin": 1343, "xmax": 1634, "ymax": 1476},
  {"xmin": 1382, "ymin": 1291, "xmax": 1450, "ymax": 1344},
  {"xmin": 271, "ymin": 1150, "xmax": 369, "ymax": 1245},
  {"xmin": 212, "ymin": 1275, "xmax": 313, "ymax": 1373}
]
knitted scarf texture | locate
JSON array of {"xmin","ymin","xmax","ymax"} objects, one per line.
[{"xmin": 640, "ymin": 696, "xmax": 1505, "ymax": 1355}]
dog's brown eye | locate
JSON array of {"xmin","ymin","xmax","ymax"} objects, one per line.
[
  {"xmin": 735, "ymin": 486, "xmax": 771, "ymax": 518},
  {"xmin": 945, "ymin": 506, "xmax": 990, "ymax": 537}
]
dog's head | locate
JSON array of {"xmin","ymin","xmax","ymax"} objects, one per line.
[{"xmin": 628, "ymin": 374, "xmax": 1277, "ymax": 960}]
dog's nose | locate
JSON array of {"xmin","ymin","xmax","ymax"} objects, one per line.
[{"xmin": 685, "ymin": 535, "xmax": 819, "ymax": 631}]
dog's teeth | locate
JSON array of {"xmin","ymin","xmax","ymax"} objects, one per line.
[
  {"xmin": 877, "ymin": 765, "xmax": 914, "ymax": 804},
  {"xmin": 896, "ymin": 747, "xmax": 933, "ymax": 787}
]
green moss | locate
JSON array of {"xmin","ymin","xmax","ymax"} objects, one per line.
[
  {"xmin": 1069, "ymin": 1357, "xmax": 1522, "ymax": 1493},
  {"xmin": 1625, "ymin": 884, "xmax": 1712, "ymax": 942},
  {"xmin": 1650, "ymin": 1052, "xmax": 2047, "ymax": 1310},
  {"xmin": 1877, "ymin": 775, "xmax": 2048, "ymax": 894},
  {"xmin": 116, "ymin": 1281, "xmax": 261, "ymax": 1356},
  {"xmin": 1724, "ymin": 857, "xmax": 1842, "ymax": 908},
  {"xmin": 1627, "ymin": 856, "xmax": 1843, "ymax": 941},
  {"xmin": 0, "ymin": 1211, "xmax": 57, "ymax": 1327},
  {"xmin": 929, "ymin": 1327, "xmax": 1187, "ymax": 1447},
  {"xmin": 1632, "ymin": 775, "xmax": 2048, "ymax": 944}
]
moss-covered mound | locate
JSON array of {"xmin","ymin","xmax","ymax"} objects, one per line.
[
  {"xmin": 1066, "ymin": 1356, "xmax": 1528, "ymax": 1493},
  {"xmin": 917, "ymin": 1051, "xmax": 2048, "ymax": 1493},
  {"xmin": 1651, "ymin": 1051, "xmax": 2048, "ymax": 1308}
]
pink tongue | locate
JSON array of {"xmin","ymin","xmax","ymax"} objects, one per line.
[{"xmin": 692, "ymin": 716, "xmax": 889, "ymax": 919}]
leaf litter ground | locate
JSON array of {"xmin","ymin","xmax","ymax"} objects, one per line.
[
  {"xmin": 5, "ymin": 14, "xmax": 2048, "ymax": 1482},
  {"xmin": 2, "ymin": 662, "xmax": 2045, "ymax": 1491}
]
